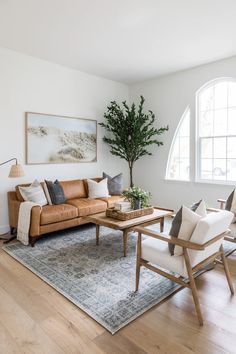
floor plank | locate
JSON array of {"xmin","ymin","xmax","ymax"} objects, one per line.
[{"xmin": 1, "ymin": 240, "xmax": 236, "ymax": 354}]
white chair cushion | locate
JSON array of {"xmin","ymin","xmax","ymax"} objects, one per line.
[
  {"xmin": 189, "ymin": 210, "xmax": 234, "ymax": 266},
  {"xmin": 141, "ymin": 237, "xmax": 188, "ymax": 277},
  {"xmin": 229, "ymin": 222, "xmax": 236, "ymax": 238}
]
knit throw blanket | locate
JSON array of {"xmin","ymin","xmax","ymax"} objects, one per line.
[{"xmin": 17, "ymin": 202, "xmax": 41, "ymax": 245}]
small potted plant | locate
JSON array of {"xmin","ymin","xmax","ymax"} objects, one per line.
[{"xmin": 123, "ymin": 186, "xmax": 151, "ymax": 210}]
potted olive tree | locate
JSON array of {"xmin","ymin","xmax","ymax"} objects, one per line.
[{"xmin": 99, "ymin": 96, "xmax": 168, "ymax": 187}]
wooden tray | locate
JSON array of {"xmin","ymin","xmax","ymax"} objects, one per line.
[{"xmin": 106, "ymin": 206, "xmax": 154, "ymax": 221}]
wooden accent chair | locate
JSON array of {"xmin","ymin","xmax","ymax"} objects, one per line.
[
  {"xmin": 135, "ymin": 210, "xmax": 234, "ymax": 325},
  {"xmin": 216, "ymin": 199, "xmax": 236, "ymax": 246}
]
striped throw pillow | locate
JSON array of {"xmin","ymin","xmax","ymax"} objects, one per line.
[{"xmin": 19, "ymin": 180, "xmax": 47, "ymax": 206}]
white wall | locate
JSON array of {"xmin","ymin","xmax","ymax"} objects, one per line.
[
  {"xmin": 0, "ymin": 47, "xmax": 129, "ymax": 232},
  {"xmin": 130, "ymin": 56, "xmax": 236, "ymax": 211}
]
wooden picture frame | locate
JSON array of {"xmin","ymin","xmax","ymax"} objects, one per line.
[{"xmin": 25, "ymin": 112, "xmax": 97, "ymax": 165}]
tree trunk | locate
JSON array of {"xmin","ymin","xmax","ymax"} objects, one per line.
[{"xmin": 129, "ymin": 163, "xmax": 134, "ymax": 187}]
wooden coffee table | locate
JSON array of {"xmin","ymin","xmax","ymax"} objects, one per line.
[{"xmin": 86, "ymin": 207, "xmax": 173, "ymax": 257}]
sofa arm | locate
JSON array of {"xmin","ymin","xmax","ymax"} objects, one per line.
[
  {"xmin": 8, "ymin": 191, "xmax": 21, "ymax": 229},
  {"xmin": 8, "ymin": 191, "xmax": 41, "ymax": 237}
]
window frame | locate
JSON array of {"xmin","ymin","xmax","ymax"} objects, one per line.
[
  {"xmin": 165, "ymin": 106, "xmax": 190, "ymax": 182},
  {"xmin": 195, "ymin": 77, "xmax": 236, "ymax": 186}
]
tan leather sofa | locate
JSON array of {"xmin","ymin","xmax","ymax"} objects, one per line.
[{"xmin": 8, "ymin": 178, "xmax": 123, "ymax": 246}]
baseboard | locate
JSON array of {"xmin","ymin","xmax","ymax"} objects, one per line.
[{"xmin": 0, "ymin": 225, "xmax": 10, "ymax": 234}]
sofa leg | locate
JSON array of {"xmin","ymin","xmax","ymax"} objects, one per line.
[
  {"xmin": 30, "ymin": 237, "xmax": 37, "ymax": 247},
  {"xmin": 10, "ymin": 227, "xmax": 16, "ymax": 235}
]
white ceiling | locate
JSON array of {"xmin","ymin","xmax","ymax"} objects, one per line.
[{"xmin": 0, "ymin": 0, "xmax": 236, "ymax": 83}]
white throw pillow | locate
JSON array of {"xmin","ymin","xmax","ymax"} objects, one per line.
[
  {"xmin": 169, "ymin": 205, "xmax": 201, "ymax": 256},
  {"xmin": 191, "ymin": 199, "xmax": 207, "ymax": 217},
  {"xmin": 42, "ymin": 182, "xmax": 53, "ymax": 205},
  {"xmin": 87, "ymin": 178, "xmax": 109, "ymax": 199},
  {"xmin": 19, "ymin": 180, "xmax": 47, "ymax": 206}
]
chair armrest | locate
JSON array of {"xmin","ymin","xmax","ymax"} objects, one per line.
[
  {"xmin": 134, "ymin": 226, "xmax": 204, "ymax": 250},
  {"xmin": 135, "ymin": 227, "xmax": 228, "ymax": 251},
  {"xmin": 217, "ymin": 199, "xmax": 226, "ymax": 209},
  {"xmin": 207, "ymin": 207, "xmax": 222, "ymax": 213}
]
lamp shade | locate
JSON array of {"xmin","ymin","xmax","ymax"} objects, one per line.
[{"xmin": 9, "ymin": 164, "xmax": 25, "ymax": 178}]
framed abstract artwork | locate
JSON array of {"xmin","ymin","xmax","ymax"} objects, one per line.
[{"xmin": 25, "ymin": 112, "xmax": 97, "ymax": 164}]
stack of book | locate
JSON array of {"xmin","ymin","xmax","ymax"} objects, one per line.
[{"xmin": 114, "ymin": 201, "xmax": 131, "ymax": 212}]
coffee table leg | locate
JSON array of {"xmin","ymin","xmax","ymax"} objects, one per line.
[
  {"xmin": 160, "ymin": 217, "xmax": 164, "ymax": 233},
  {"xmin": 96, "ymin": 224, "xmax": 100, "ymax": 245},
  {"xmin": 123, "ymin": 230, "xmax": 128, "ymax": 257}
]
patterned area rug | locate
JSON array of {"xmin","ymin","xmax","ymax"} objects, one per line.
[{"xmin": 2, "ymin": 223, "xmax": 236, "ymax": 334}]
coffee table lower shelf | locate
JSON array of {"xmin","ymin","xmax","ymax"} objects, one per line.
[{"xmin": 86, "ymin": 208, "xmax": 173, "ymax": 257}]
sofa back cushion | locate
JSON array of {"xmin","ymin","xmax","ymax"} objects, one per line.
[{"xmin": 60, "ymin": 179, "xmax": 87, "ymax": 200}]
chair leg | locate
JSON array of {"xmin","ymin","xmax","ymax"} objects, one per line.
[
  {"xmin": 135, "ymin": 232, "xmax": 142, "ymax": 292},
  {"xmin": 183, "ymin": 249, "xmax": 204, "ymax": 326},
  {"xmin": 220, "ymin": 245, "xmax": 234, "ymax": 295}
]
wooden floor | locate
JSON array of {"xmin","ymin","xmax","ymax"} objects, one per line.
[{"xmin": 1, "ymin": 239, "xmax": 236, "ymax": 354}]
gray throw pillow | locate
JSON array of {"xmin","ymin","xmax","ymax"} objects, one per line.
[
  {"xmin": 45, "ymin": 180, "xmax": 66, "ymax": 205},
  {"xmin": 168, "ymin": 205, "xmax": 201, "ymax": 256},
  {"xmin": 103, "ymin": 172, "xmax": 123, "ymax": 195},
  {"xmin": 225, "ymin": 189, "xmax": 236, "ymax": 222}
]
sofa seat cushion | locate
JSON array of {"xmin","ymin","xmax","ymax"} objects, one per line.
[
  {"xmin": 66, "ymin": 198, "xmax": 107, "ymax": 217},
  {"xmin": 40, "ymin": 204, "xmax": 78, "ymax": 225},
  {"xmin": 99, "ymin": 196, "xmax": 124, "ymax": 208}
]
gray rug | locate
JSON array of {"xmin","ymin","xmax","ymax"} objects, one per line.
[{"xmin": 2, "ymin": 224, "xmax": 236, "ymax": 334}]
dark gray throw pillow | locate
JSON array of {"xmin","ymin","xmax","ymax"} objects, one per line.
[
  {"xmin": 225, "ymin": 190, "xmax": 235, "ymax": 211},
  {"xmin": 191, "ymin": 199, "xmax": 202, "ymax": 212},
  {"xmin": 168, "ymin": 207, "xmax": 183, "ymax": 256},
  {"xmin": 103, "ymin": 172, "xmax": 123, "ymax": 195},
  {"xmin": 45, "ymin": 180, "xmax": 66, "ymax": 205}
]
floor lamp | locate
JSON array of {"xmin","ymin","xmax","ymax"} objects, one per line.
[{"xmin": 0, "ymin": 158, "xmax": 24, "ymax": 243}]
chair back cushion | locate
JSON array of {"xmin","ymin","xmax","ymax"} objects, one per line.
[{"xmin": 189, "ymin": 210, "xmax": 234, "ymax": 267}]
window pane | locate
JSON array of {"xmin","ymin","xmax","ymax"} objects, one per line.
[
  {"xmin": 199, "ymin": 86, "xmax": 214, "ymax": 111},
  {"xmin": 214, "ymin": 81, "xmax": 228, "ymax": 109},
  {"xmin": 213, "ymin": 159, "xmax": 226, "ymax": 180},
  {"xmin": 169, "ymin": 158, "xmax": 180, "ymax": 179},
  {"xmin": 228, "ymin": 108, "xmax": 236, "ymax": 135},
  {"xmin": 213, "ymin": 137, "xmax": 226, "ymax": 158},
  {"xmin": 228, "ymin": 82, "xmax": 236, "ymax": 107},
  {"xmin": 214, "ymin": 109, "xmax": 227, "ymax": 136},
  {"xmin": 198, "ymin": 79, "xmax": 236, "ymax": 182},
  {"xmin": 227, "ymin": 137, "xmax": 236, "ymax": 158},
  {"xmin": 199, "ymin": 110, "xmax": 213, "ymax": 137},
  {"xmin": 179, "ymin": 159, "xmax": 189, "ymax": 180},
  {"xmin": 179, "ymin": 137, "xmax": 189, "ymax": 158},
  {"xmin": 201, "ymin": 138, "xmax": 213, "ymax": 158},
  {"xmin": 227, "ymin": 159, "xmax": 236, "ymax": 180},
  {"xmin": 166, "ymin": 108, "xmax": 190, "ymax": 180},
  {"xmin": 179, "ymin": 111, "xmax": 190, "ymax": 136},
  {"xmin": 200, "ymin": 159, "xmax": 212, "ymax": 180}
]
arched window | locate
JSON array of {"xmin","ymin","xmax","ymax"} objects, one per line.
[
  {"xmin": 166, "ymin": 108, "xmax": 190, "ymax": 181},
  {"xmin": 196, "ymin": 78, "xmax": 236, "ymax": 182}
]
